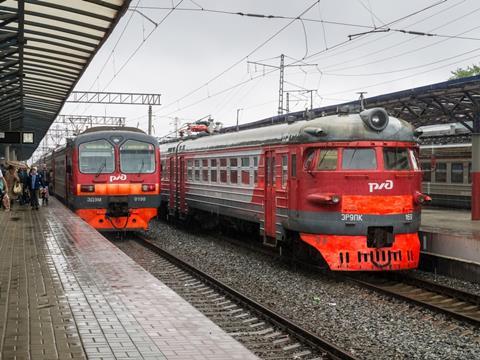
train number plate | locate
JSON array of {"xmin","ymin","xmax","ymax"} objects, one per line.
[{"xmin": 341, "ymin": 213, "xmax": 363, "ymax": 222}]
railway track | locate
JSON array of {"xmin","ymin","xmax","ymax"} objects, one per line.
[
  {"xmin": 132, "ymin": 234, "xmax": 357, "ymax": 360},
  {"xmin": 344, "ymin": 273, "xmax": 480, "ymax": 326}
]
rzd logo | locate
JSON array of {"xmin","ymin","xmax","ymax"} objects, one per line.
[
  {"xmin": 109, "ymin": 174, "xmax": 127, "ymax": 182},
  {"xmin": 368, "ymin": 180, "xmax": 393, "ymax": 193}
]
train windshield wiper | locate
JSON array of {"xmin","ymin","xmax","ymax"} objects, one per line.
[
  {"xmin": 136, "ymin": 159, "xmax": 145, "ymax": 177},
  {"xmin": 95, "ymin": 159, "xmax": 107, "ymax": 178}
]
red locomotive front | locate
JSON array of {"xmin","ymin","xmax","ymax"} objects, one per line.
[{"xmin": 48, "ymin": 127, "xmax": 161, "ymax": 231}]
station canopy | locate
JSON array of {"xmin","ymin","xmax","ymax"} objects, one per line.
[
  {"xmin": 0, "ymin": 0, "xmax": 131, "ymax": 159},
  {"xmin": 225, "ymin": 75, "xmax": 480, "ymax": 136}
]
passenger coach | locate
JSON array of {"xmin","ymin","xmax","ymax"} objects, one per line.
[
  {"xmin": 160, "ymin": 108, "xmax": 429, "ymax": 271},
  {"xmin": 43, "ymin": 127, "xmax": 161, "ymax": 231}
]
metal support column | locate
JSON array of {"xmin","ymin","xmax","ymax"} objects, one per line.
[
  {"xmin": 472, "ymin": 112, "xmax": 480, "ymax": 220},
  {"xmin": 148, "ymin": 105, "xmax": 152, "ymax": 135}
]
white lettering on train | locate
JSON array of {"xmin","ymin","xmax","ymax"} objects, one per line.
[
  {"xmin": 86, "ymin": 197, "xmax": 102, "ymax": 203},
  {"xmin": 368, "ymin": 180, "xmax": 393, "ymax": 193},
  {"xmin": 109, "ymin": 174, "xmax": 127, "ymax": 182},
  {"xmin": 341, "ymin": 214, "xmax": 363, "ymax": 222}
]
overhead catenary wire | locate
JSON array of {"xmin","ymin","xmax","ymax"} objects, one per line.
[{"xmin": 156, "ymin": 0, "xmax": 322, "ymax": 116}]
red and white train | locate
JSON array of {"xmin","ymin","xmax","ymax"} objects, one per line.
[
  {"xmin": 160, "ymin": 108, "xmax": 428, "ymax": 271},
  {"xmin": 40, "ymin": 127, "xmax": 161, "ymax": 231}
]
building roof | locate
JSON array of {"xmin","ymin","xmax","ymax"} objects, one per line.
[
  {"xmin": 223, "ymin": 75, "xmax": 480, "ymax": 134},
  {"xmin": 0, "ymin": 0, "xmax": 131, "ymax": 159}
]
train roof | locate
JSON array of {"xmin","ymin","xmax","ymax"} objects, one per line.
[
  {"xmin": 75, "ymin": 127, "xmax": 157, "ymax": 145},
  {"xmin": 160, "ymin": 110, "xmax": 417, "ymax": 153}
]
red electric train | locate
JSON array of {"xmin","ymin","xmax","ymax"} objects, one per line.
[
  {"xmin": 160, "ymin": 108, "xmax": 429, "ymax": 271},
  {"xmin": 39, "ymin": 127, "xmax": 161, "ymax": 231}
]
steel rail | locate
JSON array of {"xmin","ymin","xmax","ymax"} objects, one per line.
[
  {"xmin": 135, "ymin": 234, "xmax": 358, "ymax": 360},
  {"xmin": 345, "ymin": 273, "xmax": 480, "ymax": 326}
]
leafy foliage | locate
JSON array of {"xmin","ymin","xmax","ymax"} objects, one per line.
[{"xmin": 449, "ymin": 64, "xmax": 480, "ymax": 79}]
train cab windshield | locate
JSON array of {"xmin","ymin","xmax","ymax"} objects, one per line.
[
  {"xmin": 342, "ymin": 148, "xmax": 377, "ymax": 170},
  {"xmin": 120, "ymin": 140, "xmax": 155, "ymax": 173},
  {"xmin": 79, "ymin": 140, "xmax": 115, "ymax": 174}
]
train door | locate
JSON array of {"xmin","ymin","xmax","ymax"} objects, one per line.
[
  {"xmin": 264, "ymin": 150, "xmax": 277, "ymax": 246},
  {"xmin": 168, "ymin": 156, "xmax": 175, "ymax": 214},
  {"xmin": 66, "ymin": 148, "xmax": 74, "ymax": 207},
  {"xmin": 177, "ymin": 155, "xmax": 186, "ymax": 215},
  {"xmin": 289, "ymin": 148, "xmax": 299, "ymax": 217}
]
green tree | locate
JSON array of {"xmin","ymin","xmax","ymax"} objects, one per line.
[{"xmin": 449, "ymin": 64, "xmax": 480, "ymax": 79}]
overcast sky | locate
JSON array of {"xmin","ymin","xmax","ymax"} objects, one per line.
[{"xmin": 58, "ymin": 0, "xmax": 479, "ymax": 140}]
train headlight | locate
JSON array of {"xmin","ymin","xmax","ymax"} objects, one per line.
[
  {"xmin": 80, "ymin": 184, "xmax": 95, "ymax": 192},
  {"xmin": 142, "ymin": 184, "xmax": 156, "ymax": 192},
  {"xmin": 414, "ymin": 191, "xmax": 432, "ymax": 205},
  {"xmin": 307, "ymin": 193, "xmax": 341, "ymax": 205},
  {"xmin": 360, "ymin": 108, "xmax": 389, "ymax": 131}
]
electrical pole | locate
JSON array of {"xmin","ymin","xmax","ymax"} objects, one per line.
[
  {"xmin": 278, "ymin": 54, "xmax": 285, "ymax": 115},
  {"xmin": 148, "ymin": 105, "xmax": 153, "ymax": 135},
  {"xmin": 247, "ymin": 55, "xmax": 317, "ymax": 115},
  {"xmin": 236, "ymin": 108, "xmax": 243, "ymax": 131}
]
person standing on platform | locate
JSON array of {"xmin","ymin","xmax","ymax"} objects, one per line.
[
  {"xmin": 17, "ymin": 168, "xmax": 28, "ymax": 205},
  {"xmin": 0, "ymin": 169, "xmax": 10, "ymax": 211},
  {"xmin": 28, "ymin": 167, "xmax": 43, "ymax": 210},
  {"xmin": 4, "ymin": 165, "xmax": 20, "ymax": 209}
]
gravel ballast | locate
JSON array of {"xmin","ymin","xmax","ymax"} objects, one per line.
[{"xmin": 117, "ymin": 220, "xmax": 480, "ymax": 360}]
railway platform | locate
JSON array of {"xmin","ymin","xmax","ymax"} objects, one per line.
[
  {"xmin": 420, "ymin": 208, "xmax": 480, "ymax": 282},
  {"xmin": 0, "ymin": 198, "xmax": 256, "ymax": 359}
]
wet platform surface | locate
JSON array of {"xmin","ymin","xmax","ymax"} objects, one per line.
[
  {"xmin": 0, "ymin": 198, "xmax": 256, "ymax": 359},
  {"xmin": 420, "ymin": 208, "xmax": 480, "ymax": 275}
]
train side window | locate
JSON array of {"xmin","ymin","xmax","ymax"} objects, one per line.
[
  {"xmin": 241, "ymin": 157, "xmax": 250, "ymax": 185},
  {"xmin": 451, "ymin": 163, "xmax": 464, "ymax": 183},
  {"xmin": 409, "ymin": 149, "xmax": 419, "ymax": 170},
  {"xmin": 317, "ymin": 149, "xmax": 338, "ymax": 170},
  {"xmin": 342, "ymin": 148, "xmax": 376, "ymax": 170},
  {"xmin": 219, "ymin": 158, "xmax": 227, "ymax": 183},
  {"xmin": 187, "ymin": 160, "xmax": 193, "ymax": 181},
  {"xmin": 291, "ymin": 154, "xmax": 297, "ymax": 178},
  {"xmin": 281, "ymin": 155, "xmax": 288, "ymax": 188},
  {"xmin": 435, "ymin": 162, "xmax": 447, "ymax": 182},
  {"xmin": 210, "ymin": 159, "xmax": 217, "ymax": 183},
  {"xmin": 194, "ymin": 160, "xmax": 200, "ymax": 181},
  {"xmin": 421, "ymin": 162, "xmax": 431, "ymax": 182},
  {"xmin": 303, "ymin": 149, "xmax": 315, "ymax": 170},
  {"xmin": 383, "ymin": 148, "xmax": 410, "ymax": 170}
]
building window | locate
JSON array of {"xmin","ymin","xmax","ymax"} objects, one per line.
[
  {"xmin": 435, "ymin": 162, "xmax": 447, "ymax": 183},
  {"xmin": 230, "ymin": 158, "xmax": 238, "ymax": 167},
  {"xmin": 220, "ymin": 158, "xmax": 227, "ymax": 167},
  {"xmin": 241, "ymin": 157, "xmax": 249, "ymax": 167},
  {"xmin": 451, "ymin": 162, "xmax": 464, "ymax": 183},
  {"xmin": 468, "ymin": 162, "xmax": 472, "ymax": 184}
]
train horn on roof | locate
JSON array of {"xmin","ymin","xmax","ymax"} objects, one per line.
[{"xmin": 360, "ymin": 108, "xmax": 389, "ymax": 131}]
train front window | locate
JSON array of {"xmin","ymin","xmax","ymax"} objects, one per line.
[
  {"xmin": 383, "ymin": 148, "xmax": 411, "ymax": 170},
  {"xmin": 79, "ymin": 140, "xmax": 114, "ymax": 174},
  {"xmin": 342, "ymin": 148, "xmax": 377, "ymax": 170},
  {"xmin": 120, "ymin": 140, "xmax": 155, "ymax": 174},
  {"xmin": 317, "ymin": 149, "xmax": 337, "ymax": 170}
]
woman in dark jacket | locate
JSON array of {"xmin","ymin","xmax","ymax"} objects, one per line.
[{"xmin": 28, "ymin": 167, "xmax": 44, "ymax": 210}]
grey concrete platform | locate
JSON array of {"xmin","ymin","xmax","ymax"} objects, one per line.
[
  {"xmin": 420, "ymin": 208, "xmax": 480, "ymax": 281},
  {"xmin": 0, "ymin": 198, "xmax": 257, "ymax": 360}
]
